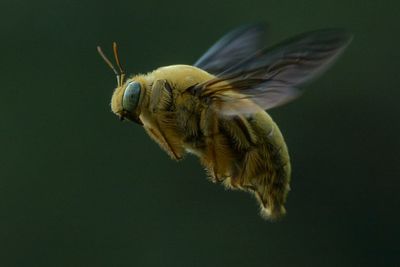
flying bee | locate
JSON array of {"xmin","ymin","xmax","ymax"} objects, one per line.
[{"xmin": 98, "ymin": 25, "xmax": 352, "ymax": 219}]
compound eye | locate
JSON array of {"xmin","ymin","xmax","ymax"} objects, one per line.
[{"xmin": 122, "ymin": 82, "xmax": 141, "ymax": 111}]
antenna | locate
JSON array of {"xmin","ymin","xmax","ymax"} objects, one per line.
[
  {"xmin": 113, "ymin": 42, "xmax": 126, "ymax": 85},
  {"xmin": 97, "ymin": 45, "xmax": 122, "ymax": 87}
]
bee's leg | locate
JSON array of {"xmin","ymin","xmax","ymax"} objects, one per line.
[
  {"xmin": 147, "ymin": 79, "xmax": 184, "ymax": 160},
  {"xmin": 198, "ymin": 107, "xmax": 219, "ymax": 182},
  {"xmin": 218, "ymin": 115, "xmax": 258, "ymax": 188},
  {"xmin": 149, "ymin": 79, "xmax": 173, "ymax": 112},
  {"xmin": 199, "ymin": 107, "xmax": 235, "ymax": 183},
  {"xmin": 198, "ymin": 108, "xmax": 216, "ymax": 181}
]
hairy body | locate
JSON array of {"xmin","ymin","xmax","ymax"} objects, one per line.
[
  {"xmin": 100, "ymin": 25, "xmax": 351, "ymax": 219},
  {"xmin": 111, "ymin": 65, "xmax": 290, "ymax": 218}
]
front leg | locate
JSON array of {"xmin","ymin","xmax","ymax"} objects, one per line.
[
  {"xmin": 143, "ymin": 80, "xmax": 184, "ymax": 160},
  {"xmin": 149, "ymin": 79, "xmax": 173, "ymax": 112}
]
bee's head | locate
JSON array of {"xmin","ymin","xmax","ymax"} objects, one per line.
[
  {"xmin": 110, "ymin": 79, "xmax": 145, "ymax": 125},
  {"xmin": 97, "ymin": 43, "xmax": 143, "ymax": 125}
]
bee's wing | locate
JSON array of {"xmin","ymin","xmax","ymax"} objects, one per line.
[
  {"xmin": 194, "ymin": 24, "xmax": 267, "ymax": 75},
  {"xmin": 194, "ymin": 29, "xmax": 353, "ymax": 115}
]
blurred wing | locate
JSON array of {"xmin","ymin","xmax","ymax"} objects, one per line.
[
  {"xmin": 194, "ymin": 29, "xmax": 353, "ymax": 115},
  {"xmin": 194, "ymin": 24, "xmax": 267, "ymax": 75}
]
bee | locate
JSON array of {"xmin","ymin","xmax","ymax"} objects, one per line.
[{"xmin": 97, "ymin": 25, "xmax": 352, "ymax": 219}]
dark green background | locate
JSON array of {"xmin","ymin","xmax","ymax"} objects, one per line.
[{"xmin": 1, "ymin": 0, "xmax": 399, "ymax": 266}]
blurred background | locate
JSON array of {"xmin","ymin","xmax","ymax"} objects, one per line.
[{"xmin": 0, "ymin": 0, "xmax": 399, "ymax": 266}]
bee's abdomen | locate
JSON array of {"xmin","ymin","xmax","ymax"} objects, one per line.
[
  {"xmin": 220, "ymin": 112, "xmax": 291, "ymax": 220},
  {"xmin": 180, "ymin": 104, "xmax": 291, "ymax": 219}
]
